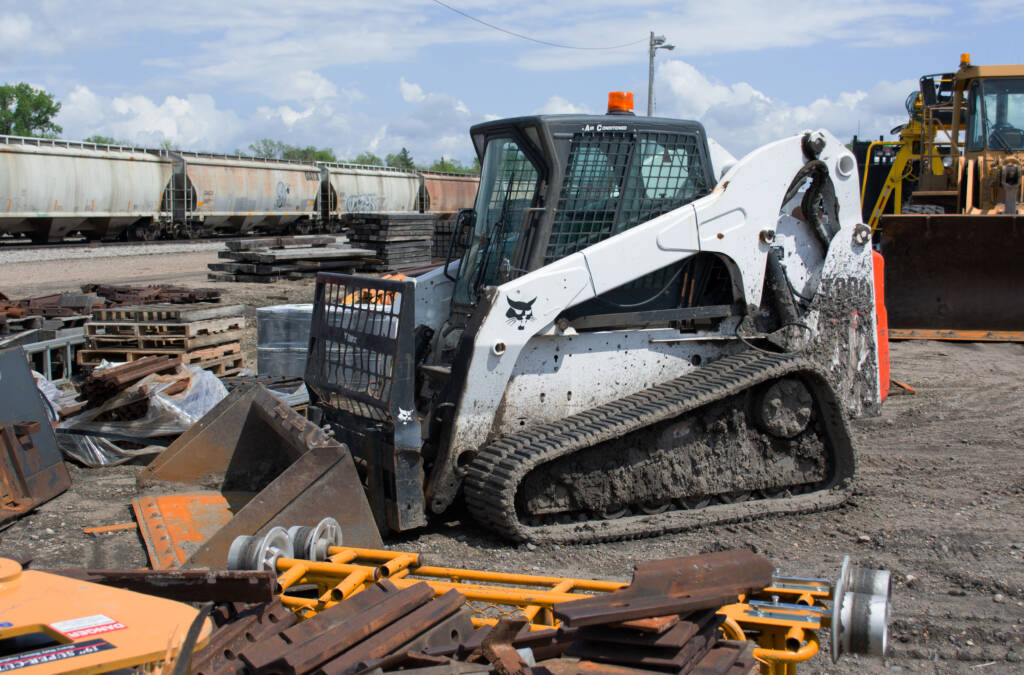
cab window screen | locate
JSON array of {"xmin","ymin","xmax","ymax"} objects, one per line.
[{"xmin": 545, "ymin": 131, "xmax": 709, "ymax": 263}]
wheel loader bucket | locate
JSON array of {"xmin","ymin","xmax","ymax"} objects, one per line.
[
  {"xmin": 878, "ymin": 214, "xmax": 1024, "ymax": 339},
  {"xmin": 136, "ymin": 384, "xmax": 381, "ymax": 569}
]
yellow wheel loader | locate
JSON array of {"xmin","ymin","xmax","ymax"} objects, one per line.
[{"xmin": 854, "ymin": 54, "xmax": 1024, "ymax": 340}]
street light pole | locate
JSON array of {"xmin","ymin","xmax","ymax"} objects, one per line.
[{"xmin": 647, "ymin": 31, "xmax": 675, "ymax": 117}]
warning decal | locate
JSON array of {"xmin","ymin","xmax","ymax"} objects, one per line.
[
  {"xmin": 0, "ymin": 639, "xmax": 115, "ymax": 671},
  {"xmin": 50, "ymin": 614, "xmax": 126, "ymax": 639}
]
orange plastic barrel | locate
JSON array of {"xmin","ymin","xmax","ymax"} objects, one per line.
[{"xmin": 872, "ymin": 250, "xmax": 890, "ymax": 401}]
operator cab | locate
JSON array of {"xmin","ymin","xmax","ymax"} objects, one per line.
[
  {"xmin": 965, "ymin": 76, "xmax": 1024, "ymax": 152},
  {"xmin": 448, "ymin": 92, "xmax": 731, "ymax": 323}
]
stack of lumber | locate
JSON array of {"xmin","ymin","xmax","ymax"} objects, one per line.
[
  {"xmin": 431, "ymin": 212, "xmax": 458, "ymax": 260},
  {"xmin": 78, "ymin": 303, "xmax": 246, "ymax": 376},
  {"xmin": 346, "ymin": 213, "xmax": 436, "ymax": 271},
  {"xmin": 207, "ymin": 235, "xmax": 375, "ymax": 283}
]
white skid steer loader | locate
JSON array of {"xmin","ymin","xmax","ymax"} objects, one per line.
[{"xmin": 305, "ymin": 92, "xmax": 882, "ymax": 544}]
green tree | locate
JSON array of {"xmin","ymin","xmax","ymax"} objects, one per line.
[
  {"xmin": 282, "ymin": 145, "xmax": 337, "ymax": 162},
  {"xmin": 83, "ymin": 135, "xmax": 121, "ymax": 145},
  {"xmin": 351, "ymin": 151, "xmax": 384, "ymax": 166},
  {"xmin": 385, "ymin": 147, "xmax": 416, "ymax": 170},
  {"xmin": 428, "ymin": 155, "xmax": 478, "ymax": 173},
  {"xmin": 0, "ymin": 82, "xmax": 62, "ymax": 137},
  {"xmin": 248, "ymin": 138, "xmax": 288, "ymax": 158}
]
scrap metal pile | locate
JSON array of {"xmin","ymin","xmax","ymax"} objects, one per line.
[
  {"xmin": 0, "ymin": 342, "xmax": 892, "ymax": 674},
  {"xmin": 2, "ymin": 536, "xmax": 890, "ymax": 674},
  {"xmin": 0, "ymin": 284, "xmax": 224, "ymax": 382}
]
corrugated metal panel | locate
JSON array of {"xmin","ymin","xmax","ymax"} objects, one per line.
[{"xmin": 421, "ymin": 172, "xmax": 479, "ymax": 213}]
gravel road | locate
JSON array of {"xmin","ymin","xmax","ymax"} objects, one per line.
[{"xmin": 0, "ymin": 241, "xmax": 226, "ymax": 265}]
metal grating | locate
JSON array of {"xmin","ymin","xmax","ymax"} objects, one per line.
[
  {"xmin": 305, "ymin": 273, "xmax": 416, "ymax": 424},
  {"xmin": 545, "ymin": 131, "xmax": 710, "ymax": 263}
]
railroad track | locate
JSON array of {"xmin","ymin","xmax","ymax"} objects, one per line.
[{"xmin": 0, "ymin": 236, "xmax": 245, "ymax": 252}]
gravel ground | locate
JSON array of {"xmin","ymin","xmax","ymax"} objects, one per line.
[
  {"xmin": 0, "ymin": 250, "xmax": 1021, "ymax": 673},
  {"xmin": 0, "ymin": 241, "xmax": 226, "ymax": 265}
]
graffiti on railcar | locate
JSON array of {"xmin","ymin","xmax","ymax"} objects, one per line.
[
  {"xmin": 345, "ymin": 193, "xmax": 381, "ymax": 212},
  {"xmin": 275, "ymin": 182, "xmax": 290, "ymax": 208}
]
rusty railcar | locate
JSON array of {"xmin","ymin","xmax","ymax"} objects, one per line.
[{"xmin": 418, "ymin": 171, "xmax": 479, "ymax": 214}]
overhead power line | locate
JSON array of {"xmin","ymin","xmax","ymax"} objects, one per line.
[{"xmin": 429, "ymin": 0, "xmax": 646, "ymax": 50}]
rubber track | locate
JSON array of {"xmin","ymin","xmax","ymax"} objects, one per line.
[{"xmin": 464, "ymin": 350, "xmax": 856, "ymax": 544}]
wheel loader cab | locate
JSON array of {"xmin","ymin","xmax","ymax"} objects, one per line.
[{"xmin": 450, "ymin": 113, "xmax": 720, "ymax": 315}]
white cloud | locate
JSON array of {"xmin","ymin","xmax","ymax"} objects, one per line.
[
  {"xmin": 399, "ymin": 78, "xmax": 426, "ymax": 103},
  {"xmin": 536, "ymin": 96, "xmax": 594, "ymax": 115},
  {"xmin": 0, "ymin": 13, "xmax": 31, "ymax": 44},
  {"xmin": 55, "ymin": 81, "xmax": 482, "ymax": 164},
  {"xmin": 657, "ymin": 59, "xmax": 915, "ymax": 155}
]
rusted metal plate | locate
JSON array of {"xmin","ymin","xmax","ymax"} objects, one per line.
[
  {"xmin": 132, "ymin": 492, "xmax": 250, "ymax": 569},
  {"xmin": 45, "ymin": 568, "xmax": 276, "ymax": 603},
  {"xmin": 319, "ymin": 590, "xmax": 466, "ymax": 675},
  {"xmin": 190, "ymin": 598, "xmax": 298, "ymax": 675},
  {"xmin": 553, "ymin": 550, "xmax": 773, "ymax": 627},
  {"xmin": 247, "ymin": 581, "xmax": 435, "ymax": 675},
  {"xmin": 879, "ymin": 214, "xmax": 1024, "ymax": 331},
  {"xmin": 239, "ymin": 581, "xmax": 399, "ymax": 671},
  {"xmin": 0, "ymin": 347, "xmax": 71, "ymax": 523}
]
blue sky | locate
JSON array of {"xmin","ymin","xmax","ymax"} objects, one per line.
[{"xmin": 2, "ymin": 1, "xmax": 1021, "ymax": 164}]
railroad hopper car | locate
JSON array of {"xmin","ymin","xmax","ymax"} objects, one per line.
[
  {"xmin": 0, "ymin": 135, "xmax": 480, "ymax": 243},
  {"xmin": 319, "ymin": 163, "xmax": 421, "ymax": 222},
  {"xmin": 419, "ymin": 171, "xmax": 479, "ymax": 214},
  {"xmin": 0, "ymin": 136, "xmax": 172, "ymax": 242},
  {"xmin": 177, "ymin": 152, "xmax": 322, "ymax": 238}
]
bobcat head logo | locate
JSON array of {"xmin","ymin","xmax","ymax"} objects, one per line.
[
  {"xmin": 506, "ymin": 297, "xmax": 537, "ymax": 330},
  {"xmin": 397, "ymin": 408, "xmax": 415, "ymax": 425}
]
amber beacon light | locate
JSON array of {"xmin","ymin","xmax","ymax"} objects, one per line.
[{"xmin": 607, "ymin": 91, "xmax": 634, "ymax": 113}]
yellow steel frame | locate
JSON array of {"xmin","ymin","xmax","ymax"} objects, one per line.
[{"xmin": 271, "ymin": 547, "xmax": 836, "ymax": 674}]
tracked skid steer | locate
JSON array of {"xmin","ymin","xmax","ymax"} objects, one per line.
[{"xmin": 305, "ymin": 93, "xmax": 882, "ymax": 544}]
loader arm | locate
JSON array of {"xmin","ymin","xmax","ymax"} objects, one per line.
[{"xmin": 428, "ymin": 129, "xmax": 871, "ymax": 513}]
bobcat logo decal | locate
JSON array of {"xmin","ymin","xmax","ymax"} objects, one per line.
[
  {"xmin": 506, "ymin": 297, "xmax": 537, "ymax": 330},
  {"xmin": 397, "ymin": 408, "xmax": 415, "ymax": 425}
]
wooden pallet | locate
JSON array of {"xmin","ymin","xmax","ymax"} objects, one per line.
[
  {"xmin": 196, "ymin": 353, "xmax": 245, "ymax": 376},
  {"xmin": 86, "ymin": 328, "xmax": 244, "ymax": 350},
  {"xmin": 90, "ymin": 304, "xmax": 246, "ymax": 324},
  {"xmin": 86, "ymin": 316, "xmax": 245, "ymax": 338},
  {"xmin": 77, "ymin": 341, "xmax": 241, "ymax": 367}
]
